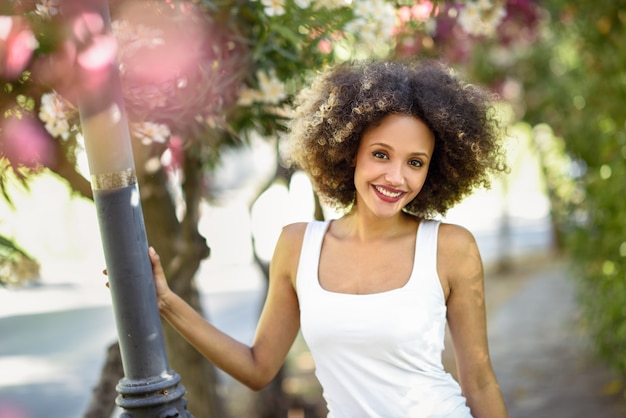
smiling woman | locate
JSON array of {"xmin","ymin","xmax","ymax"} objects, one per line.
[
  {"xmin": 287, "ymin": 59, "xmax": 507, "ymax": 219},
  {"xmin": 147, "ymin": 58, "xmax": 510, "ymax": 418},
  {"xmin": 353, "ymin": 114, "xmax": 434, "ymax": 219}
]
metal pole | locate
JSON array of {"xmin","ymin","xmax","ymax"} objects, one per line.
[{"xmin": 60, "ymin": 1, "xmax": 191, "ymax": 416}]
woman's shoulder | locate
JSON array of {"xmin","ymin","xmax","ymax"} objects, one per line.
[
  {"xmin": 436, "ymin": 221, "xmax": 482, "ymax": 285},
  {"xmin": 436, "ymin": 222, "xmax": 481, "ymax": 268},
  {"xmin": 437, "ymin": 221, "xmax": 477, "ymax": 246},
  {"xmin": 273, "ymin": 222, "xmax": 310, "ymax": 261},
  {"xmin": 280, "ymin": 221, "xmax": 309, "ymax": 241},
  {"xmin": 272, "ymin": 222, "xmax": 313, "ymax": 287}
]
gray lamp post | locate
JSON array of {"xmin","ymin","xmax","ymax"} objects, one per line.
[{"xmin": 60, "ymin": 0, "xmax": 192, "ymax": 416}]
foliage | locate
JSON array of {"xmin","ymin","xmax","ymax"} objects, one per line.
[
  {"xmin": 1, "ymin": 0, "xmax": 513, "ymax": 187},
  {"xmin": 0, "ymin": 233, "xmax": 40, "ymax": 286},
  {"xmin": 506, "ymin": 0, "xmax": 626, "ymax": 373}
]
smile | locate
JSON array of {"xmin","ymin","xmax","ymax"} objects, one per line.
[{"xmin": 374, "ymin": 185, "xmax": 403, "ymax": 198}]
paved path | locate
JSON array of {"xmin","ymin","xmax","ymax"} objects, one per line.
[
  {"xmin": 0, "ymin": 306, "xmax": 117, "ymax": 418},
  {"xmin": 486, "ymin": 260, "xmax": 626, "ymax": 418}
]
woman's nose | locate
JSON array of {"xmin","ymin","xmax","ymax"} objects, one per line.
[{"xmin": 384, "ymin": 163, "xmax": 405, "ymax": 186}]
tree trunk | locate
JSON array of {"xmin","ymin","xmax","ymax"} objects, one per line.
[
  {"xmin": 83, "ymin": 342, "xmax": 123, "ymax": 418},
  {"xmin": 251, "ymin": 161, "xmax": 327, "ymax": 417},
  {"xmin": 140, "ymin": 154, "xmax": 226, "ymax": 418},
  {"xmin": 162, "ymin": 322, "xmax": 225, "ymax": 418}
]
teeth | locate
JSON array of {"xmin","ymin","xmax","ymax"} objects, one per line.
[{"xmin": 375, "ymin": 186, "xmax": 402, "ymax": 198}]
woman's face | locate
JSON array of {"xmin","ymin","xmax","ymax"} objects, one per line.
[{"xmin": 353, "ymin": 114, "xmax": 435, "ymax": 219}]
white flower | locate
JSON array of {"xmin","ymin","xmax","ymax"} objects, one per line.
[
  {"xmin": 237, "ymin": 70, "xmax": 287, "ymax": 106},
  {"xmin": 344, "ymin": 0, "xmax": 396, "ymax": 50},
  {"xmin": 112, "ymin": 20, "xmax": 164, "ymax": 58},
  {"xmin": 482, "ymin": 4, "xmax": 507, "ymax": 34},
  {"xmin": 458, "ymin": 0, "xmax": 506, "ymax": 37},
  {"xmin": 476, "ymin": 0, "xmax": 495, "ymax": 11},
  {"xmin": 261, "ymin": 0, "xmax": 286, "ymax": 17},
  {"xmin": 312, "ymin": 0, "xmax": 349, "ymax": 10},
  {"xmin": 111, "ymin": 20, "xmax": 134, "ymax": 43},
  {"xmin": 457, "ymin": 2, "xmax": 482, "ymax": 33},
  {"xmin": 257, "ymin": 70, "xmax": 287, "ymax": 105},
  {"xmin": 133, "ymin": 121, "xmax": 171, "ymax": 145},
  {"xmin": 294, "ymin": 0, "xmax": 312, "ymax": 9},
  {"xmin": 134, "ymin": 24, "xmax": 165, "ymax": 48},
  {"xmin": 39, "ymin": 91, "xmax": 70, "ymax": 139},
  {"xmin": 237, "ymin": 86, "xmax": 261, "ymax": 107},
  {"xmin": 35, "ymin": 0, "xmax": 59, "ymax": 20}
]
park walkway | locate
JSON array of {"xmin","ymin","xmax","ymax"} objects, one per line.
[{"xmin": 484, "ymin": 256, "xmax": 626, "ymax": 418}]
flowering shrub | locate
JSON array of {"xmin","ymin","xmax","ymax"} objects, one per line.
[{"xmin": 0, "ymin": 0, "xmax": 517, "ymax": 178}]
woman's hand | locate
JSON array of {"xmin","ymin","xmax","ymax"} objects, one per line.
[
  {"xmin": 103, "ymin": 246, "xmax": 173, "ymax": 311},
  {"xmin": 148, "ymin": 246, "xmax": 173, "ymax": 309}
]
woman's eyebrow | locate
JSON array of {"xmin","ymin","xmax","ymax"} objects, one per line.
[{"xmin": 369, "ymin": 142, "xmax": 431, "ymax": 158}]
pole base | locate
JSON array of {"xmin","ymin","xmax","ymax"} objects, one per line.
[{"xmin": 116, "ymin": 371, "xmax": 193, "ymax": 418}]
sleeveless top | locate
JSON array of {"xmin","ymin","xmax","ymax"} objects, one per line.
[{"xmin": 296, "ymin": 220, "xmax": 473, "ymax": 418}]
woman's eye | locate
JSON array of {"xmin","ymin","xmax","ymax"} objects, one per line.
[
  {"xmin": 373, "ymin": 151, "xmax": 388, "ymax": 159},
  {"xmin": 408, "ymin": 159, "xmax": 423, "ymax": 167}
]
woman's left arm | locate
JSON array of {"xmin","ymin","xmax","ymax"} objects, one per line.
[{"xmin": 438, "ymin": 223, "xmax": 509, "ymax": 418}]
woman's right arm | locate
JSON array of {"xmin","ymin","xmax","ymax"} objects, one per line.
[{"xmin": 151, "ymin": 222, "xmax": 306, "ymax": 390}]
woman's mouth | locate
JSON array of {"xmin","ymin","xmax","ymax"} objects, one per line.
[{"xmin": 374, "ymin": 185, "xmax": 404, "ymax": 201}]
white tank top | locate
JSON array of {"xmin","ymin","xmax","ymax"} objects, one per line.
[{"xmin": 296, "ymin": 220, "xmax": 473, "ymax": 418}]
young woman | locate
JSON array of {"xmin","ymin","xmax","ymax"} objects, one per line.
[{"xmin": 148, "ymin": 59, "xmax": 509, "ymax": 417}]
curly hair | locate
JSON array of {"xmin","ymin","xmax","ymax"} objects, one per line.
[{"xmin": 286, "ymin": 59, "xmax": 507, "ymax": 218}]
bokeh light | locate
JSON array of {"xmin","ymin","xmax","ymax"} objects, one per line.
[
  {"xmin": 0, "ymin": 16, "xmax": 37, "ymax": 81},
  {"xmin": 0, "ymin": 116, "xmax": 56, "ymax": 169}
]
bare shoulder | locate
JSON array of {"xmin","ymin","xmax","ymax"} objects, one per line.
[
  {"xmin": 274, "ymin": 222, "xmax": 308, "ymax": 257},
  {"xmin": 437, "ymin": 222, "xmax": 478, "ymax": 251},
  {"xmin": 271, "ymin": 222, "xmax": 309, "ymax": 287},
  {"xmin": 280, "ymin": 222, "xmax": 308, "ymax": 240},
  {"xmin": 437, "ymin": 222, "xmax": 483, "ymax": 295}
]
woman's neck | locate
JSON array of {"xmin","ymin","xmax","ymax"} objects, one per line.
[{"xmin": 334, "ymin": 209, "xmax": 419, "ymax": 242}]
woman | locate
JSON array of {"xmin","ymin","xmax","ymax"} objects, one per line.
[{"xmin": 148, "ymin": 59, "xmax": 509, "ymax": 417}]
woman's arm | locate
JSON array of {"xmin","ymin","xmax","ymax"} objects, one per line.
[
  {"xmin": 438, "ymin": 223, "xmax": 508, "ymax": 418},
  {"xmin": 152, "ymin": 223, "xmax": 306, "ymax": 390}
]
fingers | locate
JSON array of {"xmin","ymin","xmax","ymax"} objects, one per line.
[
  {"xmin": 103, "ymin": 246, "xmax": 162, "ymax": 289},
  {"xmin": 148, "ymin": 246, "xmax": 165, "ymax": 277}
]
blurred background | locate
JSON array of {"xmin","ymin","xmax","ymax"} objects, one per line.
[{"xmin": 1, "ymin": 1, "xmax": 625, "ymax": 417}]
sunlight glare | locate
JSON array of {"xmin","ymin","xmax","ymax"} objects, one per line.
[
  {"xmin": 251, "ymin": 183, "xmax": 290, "ymax": 263},
  {"xmin": 71, "ymin": 12, "xmax": 104, "ymax": 43},
  {"xmin": 288, "ymin": 171, "xmax": 315, "ymax": 221},
  {"xmin": 0, "ymin": 16, "xmax": 12, "ymax": 39},
  {"xmin": 0, "ymin": 356, "xmax": 68, "ymax": 387},
  {"xmin": 251, "ymin": 172, "xmax": 316, "ymax": 263},
  {"xmin": 130, "ymin": 187, "xmax": 140, "ymax": 207},
  {"xmin": 0, "ymin": 17, "xmax": 37, "ymax": 80},
  {"xmin": 77, "ymin": 34, "xmax": 117, "ymax": 71}
]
